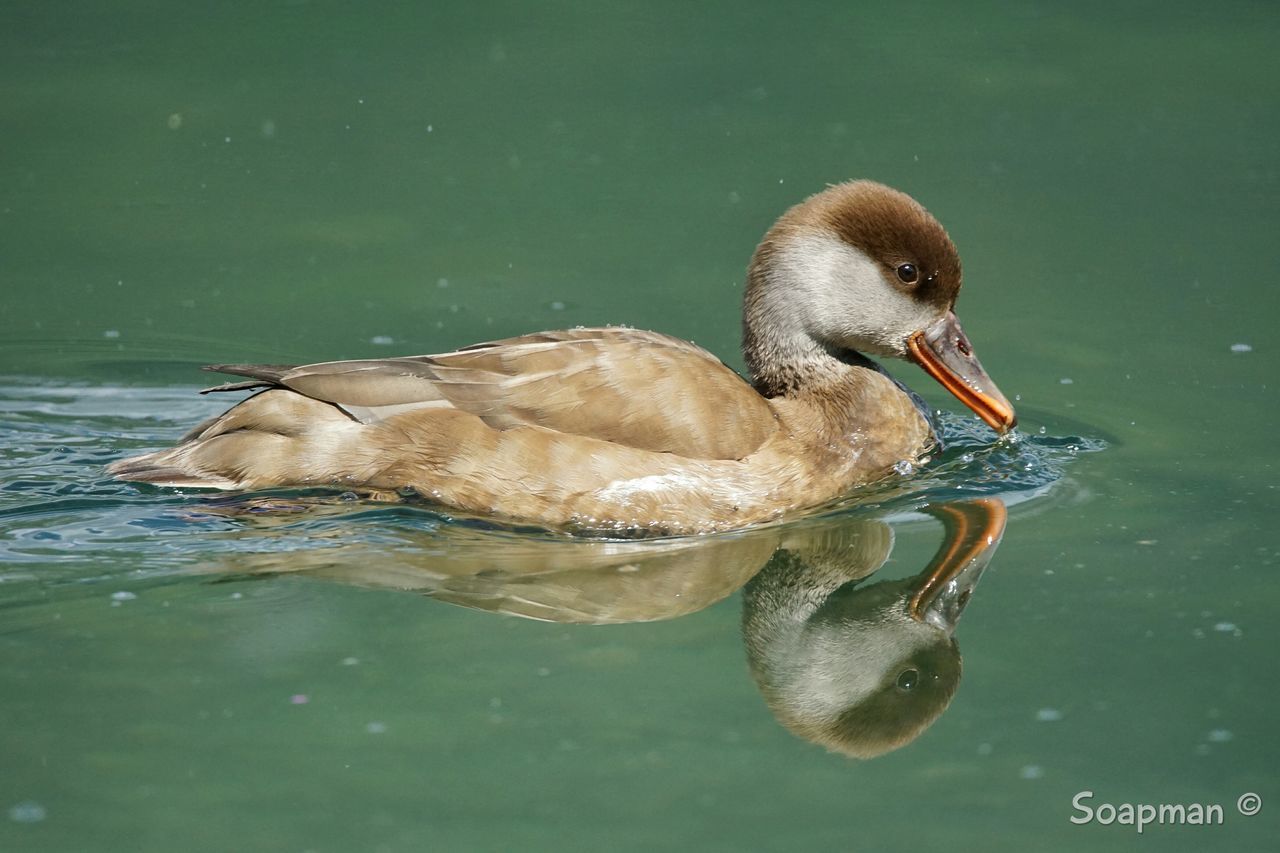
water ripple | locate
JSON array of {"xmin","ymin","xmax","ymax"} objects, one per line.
[{"xmin": 0, "ymin": 380, "xmax": 1105, "ymax": 596}]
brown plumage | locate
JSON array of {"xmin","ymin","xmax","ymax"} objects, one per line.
[{"xmin": 108, "ymin": 181, "xmax": 1014, "ymax": 535}]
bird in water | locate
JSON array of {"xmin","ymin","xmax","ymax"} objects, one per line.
[{"xmin": 109, "ymin": 181, "xmax": 1015, "ymax": 535}]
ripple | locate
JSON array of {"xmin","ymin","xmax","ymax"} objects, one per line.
[{"xmin": 0, "ymin": 379, "xmax": 1107, "ymax": 597}]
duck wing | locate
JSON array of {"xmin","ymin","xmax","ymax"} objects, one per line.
[{"xmin": 205, "ymin": 327, "xmax": 778, "ymax": 461}]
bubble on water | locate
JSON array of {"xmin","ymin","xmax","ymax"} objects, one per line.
[
  {"xmin": 289, "ymin": 694, "xmax": 309, "ymax": 705},
  {"xmin": 110, "ymin": 591, "xmax": 137, "ymax": 602},
  {"xmin": 1036, "ymin": 708, "xmax": 1063, "ymax": 722},
  {"xmin": 1230, "ymin": 343, "xmax": 1252, "ymax": 353},
  {"xmin": 340, "ymin": 656, "xmax": 360, "ymax": 666},
  {"xmin": 370, "ymin": 335, "xmax": 394, "ymax": 346},
  {"xmin": 102, "ymin": 329, "xmax": 120, "ymax": 339},
  {"xmin": 365, "ymin": 721, "xmax": 387, "ymax": 734},
  {"xmin": 1207, "ymin": 729, "xmax": 1233, "ymax": 743},
  {"xmin": 1059, "ymin": 377, "xmax": 1074, "ymax": 385},
  {"xmin": 1019, "ymin": 764, "xmax": 1044, "ymax": 780},
  {"xmin": 8, "ymin": 801, "xmax": 46, "ymax": 823},
  {"xmin": 892, "ymin": 460, "xmax": 915, "ymax": 476},
  {"xmin": 1213, "ymin": 621, "xmax": 1238, "ymax": 633},
  {"xmin": 550, "ymin": 301, "xmax": 565, "ymax": 311}
]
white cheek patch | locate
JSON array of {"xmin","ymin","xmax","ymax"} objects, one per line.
[{"xmin": 767, "ymin": 232, "xmax": 941, "ymax": 357}]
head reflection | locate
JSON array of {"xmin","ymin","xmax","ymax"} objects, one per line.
[{"xmin": 743, "ymin": 499, "xmax": 1005, "ymax": 758}]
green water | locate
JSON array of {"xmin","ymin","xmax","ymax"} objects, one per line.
[{"xmin": 3, "ymin": 1, "xmax": 1277, "ymax": 850}]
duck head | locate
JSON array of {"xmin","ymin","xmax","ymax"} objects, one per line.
[{"xmin": 743, "ymin": 180, "xmax": 1016, "ymax": 432}]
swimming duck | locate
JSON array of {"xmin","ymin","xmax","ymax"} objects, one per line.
[{"xmin": 108, "ymin": 181, "xmax": 1015, "ymax": 535}]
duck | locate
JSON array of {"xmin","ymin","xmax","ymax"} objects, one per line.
[{"xmin": 108, "ymin": 180, "xmax": 1016, "ymax": 535}]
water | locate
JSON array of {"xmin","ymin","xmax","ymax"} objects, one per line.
[{"xmin": 3, "ymin": 2, "xmax": 1277, "ymax": 851}]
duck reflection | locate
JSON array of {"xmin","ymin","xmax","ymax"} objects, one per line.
[{"xmin": 216, "ymin": 496, "xmax": 1005, "ymax": 758}]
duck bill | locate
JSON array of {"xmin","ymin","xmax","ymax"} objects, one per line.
[
  {"xmin": 907, "ymin": 312, "xmax": 1016, "ymax": 433},
  {"xmin": 908, "ymin": 498, "xmax": 1007, "ymax": 633}
]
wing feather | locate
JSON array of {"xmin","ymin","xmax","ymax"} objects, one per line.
[{"xmin": 205, "ymin": 327, "xmax": 777, "ymax": 460}]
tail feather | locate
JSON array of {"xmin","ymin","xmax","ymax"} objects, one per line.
[
  {"xmin": 105, "ymin": 451, "xmax": 239, "ymax": 489},
  {"xmin": 200, "ymin": 379, "xmax": 275, "ymax": 395},
  {"xmin": 108, "ymin": 388, "xmax": 359, "ymax": 491},
  {"xmin": 203, "ymin": 363, "xmax": 297, "ymax": 383}
]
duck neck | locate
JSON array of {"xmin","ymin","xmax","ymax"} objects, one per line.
[
  {"xmin": 741, "ymin": 236, "xmax": 882, "ymax": 398},
  {"xmin": 744, "ymin": 315, "xmax": 934, "ymax": 473},
  {"xmin": 742, "ymin": 247, "xmax": 933, "ymax": 464}
]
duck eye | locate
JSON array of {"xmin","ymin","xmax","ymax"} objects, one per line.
[
  {"xmin": 896, "ymin": 668, "xmax": 920, "ymax": 691},
  {"xmin": 896, "ymin": 263, "xmax": 919, "ymax": 284}
]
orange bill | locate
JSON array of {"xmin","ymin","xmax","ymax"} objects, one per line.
[{"xmin": 907, "ymin": 312, "xmax": 1016, "ymax": 433}]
